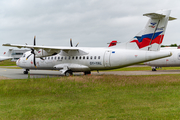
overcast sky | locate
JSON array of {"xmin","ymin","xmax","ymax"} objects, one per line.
[{"xmin": 0, "ymin": 0, "xmax": 180, "ymax": 53}]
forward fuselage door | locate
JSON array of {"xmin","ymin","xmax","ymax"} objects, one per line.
[{"xmin": 104, "ymin": 50, "xmax": 111, "ymax": 67}]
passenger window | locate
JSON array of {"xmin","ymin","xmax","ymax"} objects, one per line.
[
  {"xmin": 90, "ymin": 56, "xmax": 92, "ymax": 59},
  {"xmin": 72, "ymin": 56, "xmax": 74, "ymax": 59},
  {"xmin": 58, "ymin": 57, "xmax": 60, "ymax": 60},
  {"xmin": 51, "ymin": 57, "xmax": 53, "ymax": 60},
  {"xmin": 83, "ymin": 56, "xmax": 85, "ymax": 59},
  {"xmin": 65, "ymin": 57, "xmax": 67, "ymax": 60},
  {"xmin": 69, "ymin": 56, "xmax": 71, "ymax": 60},
  {"xmin": 87, "ymin": 56, "xmax": 89, "ymax": 59},
  {"xmin": 61, "ymin": 57, "xmax": 63, "ymax": 60},
  {"xmin": 54, "ymin": 57, "xmax": 56, "ymax": 60},
  {"xmin": 94, "ymin": 56, "xmax": 96, "ymax": 59},
  {"xmin": 98, "ymin": 56, "xmax": 100, "ymax": 59},
  {"xmin": 76, "ymin": 56, "xmax": 78, "ymax": 59},
  {"xmin": 79, "ymin": 56, "xmax": 81, "ymax": 59},
  {"xmin": 48, "ymin": 57, "xmax": 50, "ymax": 60}
]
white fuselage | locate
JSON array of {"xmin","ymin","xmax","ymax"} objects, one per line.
[
  {"xmin": 145, "ymin": 47, "xmax": 180, "ymax": 67},
  {"xmin": 16, "ymin": 47, "xmax": 171, "ymax": 72}
]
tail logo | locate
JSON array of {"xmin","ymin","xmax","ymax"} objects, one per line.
[
  {"xmin": 150, "ymin": 22, "xmax": 157, "ymax": 28},
  {"xmin": 130, "ymin": 31, "xmax": 163, "ymax": 49}
]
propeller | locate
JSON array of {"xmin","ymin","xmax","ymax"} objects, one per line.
[
  {"xmin": 26, "ymin": 36, "xmax": 37, "ymax": 68},
  {"xmin": 70, "ymin": 38, "xmax": 73, "ymax": 47},
  {"xmin": 70, "ymin": 38, "xmax": 79, "ymax": 47}
]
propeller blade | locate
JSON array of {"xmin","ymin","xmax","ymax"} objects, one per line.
[
  {"xmin": 70, "ymin": 38, "xmax": 73, "ymax": 47},
  {"xmin": 34, "ymin": 36, "xmax": 36, "ymax": 46},
  {"xmin": 26, "ymin": 54, "xmax": 32, "ymax": 60},
  {"xmin": 75, "ymin": 42, "xmax": 79, "ymax": 47},
  {"xmin": 31, "ymin": 48, "xmax": 34, "ymax": 54},
  {"xmin": 32, "ymin": 36, "xmax": 37, "ymax": 68},
  {"xmin": 33, "ymin": 54, "xmax": 37, "ymax": 68}
]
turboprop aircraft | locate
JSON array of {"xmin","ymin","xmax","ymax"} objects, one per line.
[
  {"xmin": 145, "ymin": 47, "xmax": 180, "ymax": 71},
  {"xmin": 3, "ymin": 10, "xmax": 176, "ymax": 76},
  {"xmin": 0, "ymin": 49, "xmax": 13, "ymax": 61}
]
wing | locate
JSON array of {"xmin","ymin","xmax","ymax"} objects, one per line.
[
  {"xmin": 0, "ymin": 56, "xmax": 12, "ymax": 61},
  {"xmin": 2, "ymin": 44, "xmax": 88, "ymax": 57}
]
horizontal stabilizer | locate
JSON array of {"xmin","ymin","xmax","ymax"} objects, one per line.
[
  {"xmin": 143, "ymin": 13, "xmax": 177, "ymax": 21},
  {"xmin": 143, "ymin": 13, "xmax": 165, "ymax": 19},
  {"xmin": 169, "ymin": 16, "xmax": 177, "ymax": 21}
]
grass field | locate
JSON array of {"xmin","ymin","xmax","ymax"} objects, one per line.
[
  {"xmin": 0, "ymin": 60, "xmax": 16, "ymax": 66},
  {"xmin": 1, "ymin": 75, "xmax": 180, "ymax": 119}
]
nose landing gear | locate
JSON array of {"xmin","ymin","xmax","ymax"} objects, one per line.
[{"xmin": 23, "ymin": 69, "xmax": 29, "ymax": 74}]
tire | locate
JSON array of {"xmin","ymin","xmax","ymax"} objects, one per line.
[
  {"xmin": 23, "ymin": 69, "xmax": 29, "ymax": 74},
  {"xmin": 23, "ymin": 71, "xmax": 28, "ymax": 74},
  {"xmin": 84, "ymin": 71, "xmax": 91, "ymax": 75},
  {"xmin": 65, "ymin": 70, "xmax": 73, "ymax": 77}
]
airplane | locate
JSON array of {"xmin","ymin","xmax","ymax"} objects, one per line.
[
  {"xmin": 145, "ymin": 47, "xmax": 180, "ymax": 71},
  {"xmin": 0, "ymin": 49, "xmax": 13, "ymax": 61},
  {"xmin": 2, "ymin": 10, "xmax": 176, "ymax": 76}
]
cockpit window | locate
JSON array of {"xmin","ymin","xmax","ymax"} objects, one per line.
[{"xmin": 22, "ymin": 54, "xmax": 26, "ymax": 58}]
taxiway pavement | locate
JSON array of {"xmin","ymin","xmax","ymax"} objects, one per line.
[{"xmin": 0, "ymin": 67, "xmax": 180, "ymax": 79}]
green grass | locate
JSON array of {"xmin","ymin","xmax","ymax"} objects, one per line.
[
  {"xmin": 0, "ymin": 60, "xmax": 16, "ymax": 66},
  {"xmin": 0, "ymin": 66, "xmax": 22, "ymax": 69},
  {"xmin": 1, "ymin": 75, "xmax": 180, "ymax": 119}
]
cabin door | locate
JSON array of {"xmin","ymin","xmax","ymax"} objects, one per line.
[{"xmin": 104, "ymin": 50, "xmax": 111, "ymax": 67}]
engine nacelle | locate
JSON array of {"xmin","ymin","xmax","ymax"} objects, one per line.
[{"xmin": 35, "ymin": 49, "xmax": 59, "ymax": 58}]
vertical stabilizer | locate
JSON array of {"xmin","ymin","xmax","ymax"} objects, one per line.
[
  {"xmin": 108, "ymin": 41, "xmax": 117, "ymax": 47},
  {"xmin": 4, "ymin": 49, "xmax": 13, "ymax": 57},
  {"xmin": 126, "ymin": 10, "xmax": 176, "ymax": 51}
]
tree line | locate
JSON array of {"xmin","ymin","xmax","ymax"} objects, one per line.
[{"xmin": 161, "ymin": 44, "xmax": 178, "ymax": 47}]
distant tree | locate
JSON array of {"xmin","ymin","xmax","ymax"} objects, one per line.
[
  {"xmin": 161, "ymin": 45, "xmax": 166, "ymax": 47},
  {"xmin": 161, "ymin": 44, "xmax": 178, "ymax": 47},
  {"xmin": 170, "ymin": 44, "xmax": 177, "ymax": 47}
]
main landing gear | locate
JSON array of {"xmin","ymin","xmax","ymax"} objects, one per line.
[
  {"xmin": 65, "ymin": 70, "xmax": 73, "ymax": 77},
  {"xmin": 84, "ymin": 71, "xmax": 91, "ymax": 75},
  {"xmin": 23, "ymin": 69, "xmax": 29, "ymax": 74},
  {"xmin": 64, "ymin": 70, "xmax": 91, "ymax": 76},
  {"xmin": 152, "ymin": 67, "xmax": 157, "ymax": 71}
]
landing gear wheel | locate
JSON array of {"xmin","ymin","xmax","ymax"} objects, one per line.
[
  {"xmin": 84, "ymin": 71, "xmax": 91, "ymax": 75},
  {"xmin": 152, "ymin": 68, "xmax": 156, "ymax": 71},
  {"xmin": 65, "ymin": 70, "xmax": 73, "ymax": 77},
  {"xmin": 23, "ymin": 71, "xmax": 28, "ymax": 74},
  {"xmin": 23, "ymin": 69, "xmax": 29, "ymax": 74}
]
